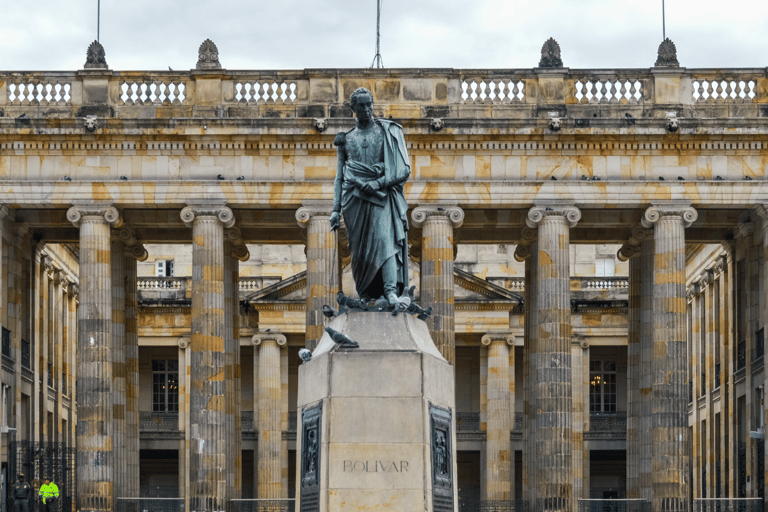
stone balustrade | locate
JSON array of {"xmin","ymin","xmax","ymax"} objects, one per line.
[
  {"xmin": 2, "ymin": 68, "xmax": 766, "ymax": 121},
  {"xmin": 136, "ymin": 275, "xmax": 282, "ymax": 303}
]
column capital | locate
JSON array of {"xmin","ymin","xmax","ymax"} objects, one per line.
[
  {"xmin": 178, "ymin": 336, "xmax": 190, "ymax": 349},
  {"xmin": 118, "ymin": 228, "xmax": 149, "ymax": 262},
  {"xmin": 617, "ymin": 227, "xmax": 651, "ymax": 261},
  {"xmin": 296, "ymin": 203, "xmax": 335, "ymax": 228},
  {"xmin": 226, "ymin": 227, "xmax": 251, "ymax": 262},
  {"xmin": 67, "ymin": 204, "xmax": 121, "ymax": 228},
  {"xmin": 513, "ymin": 227, "xmax": 537, "ymax": 262},
  {"xmin": 526, "ymin": 204, "xmax": 581, "ymax": 229},
  {"xmin": 180, "ymin": 204, "xmax": 235, "ymax": 228},
  {"xmin": 411, "ymin": 204, "xmax": 464, "ymax": 229},
  {"xmin": 252, "ymin": 332, "xmax": 287, "ymax": 347},
  {"xmin": 641, "ymin": 203, "xmax": 697, "ymax": 229},
  {"xmin": 0, "ymin": 205, "xmax": 13, "ymax": 222},
  {"xmin": 481, "ymin": 333, "xmax": 516, "ymax": 346}
]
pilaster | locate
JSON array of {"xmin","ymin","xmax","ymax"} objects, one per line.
[
  {"xmin": 481, "ymin": 333, "xmax": 515, "ymax": 501},
  {"xmin": 180, "ymin": 203, "xmax": 237, "ymax": 512},
  {"xmin": 525, "ymin": 203, "xmax": 580, "ymax": 512},
  {"xmin": 296, "ymin": 203, "xmax": 340, "ymax": 351},
  {"xmin": 252, "ymin": 332, "xmax": 288, "ymax": 499},
  {"xmin": 67, "ymin": 204, "xmax": 122, "ymax": 512},
  {"xmin": 642, "ymin": 203, "xmax": 697, "ymax": 511},
  {"xmin": 411, "ymin": 204, "xmax": 464, "ymax": 365}
]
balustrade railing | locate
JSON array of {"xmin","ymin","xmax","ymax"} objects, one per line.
[
  {"xmin": 459, "ymin": 500, "xmax": 529, "ymax": 512},
  {"xmin": 230, "ymin": 499, "xmax": 295, "ymax": 512},
  {"xmin": 116, "ymin": 498, "xmax": 184, "ymax": 512},
  {"xmin": 580, "ymin": 278, "xmax": 629, "ymax": 290},
  {"xmin": 693, "ymin": 499, "xmax": 764, "ymax": 512},
  {"xmin": 737, "ymin": 340, "xmax": 747, "ymax": 371},
  {"xmin": 1, "ymin": 327, "xmax": 10, "ymax": 358},
  {"xmin": 2, "ymin": 68, "xmax": 766, "ymax": 119},
  {"xmin": 578, "ymin": 499, "xmax": 650, "ymax": 512},
  {"xmin": 139, "ymin": 412, "xmax": 179, "ymax": 431},
  {"xmin": 21, "ymin": 339, "xmax": 30, "ymax": 369},
  {"xmin": 589, "ymin": 412, "xmax": 627, "ymax": 432},
  {"xmin": 456, "ymin": 412, "xmax": 481, "ymax": 432}
]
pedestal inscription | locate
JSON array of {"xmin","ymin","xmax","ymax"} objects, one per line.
[
  {"xmin": 430, "ymin": 403, "xmax": 454, "ymax": 512},
  {"xmin": 300, "ymin": 402, "xmax": 322, "ymax": 512}
]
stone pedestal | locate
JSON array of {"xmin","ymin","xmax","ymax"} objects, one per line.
[{"xmin": 297, "ymin": 312, "xmax": 457, "ymax": 512}]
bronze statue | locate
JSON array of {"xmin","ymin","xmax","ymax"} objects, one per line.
[{"xmin": 331, "ymin": 88, "xmax": 410, "ymax": 306}]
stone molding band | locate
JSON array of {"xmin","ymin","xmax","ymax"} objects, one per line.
[
  {"xmin": 641, "ymin": 205, "xmax": 698, "ymax": 229},
  {"xmin": 67, "ymin": 204, "xmax": 122, "ymax": 227},
  {"xmin": 180, "ymin": 205, "xmax": 235, "ymax": 228},
  {"xmin": 526, "ymin": 204, "xmax": 581, "ymax": 229},
  {"xmin": 481, "ymin": 333, "xmax": 516, "ymax": 346},
  {"xmin": 252, "ymin": 333, "xmax": 287, "ymax": 347},
  {"xmin": 411, "ymin": 205, "xmax": 465, "ymax": 228}
]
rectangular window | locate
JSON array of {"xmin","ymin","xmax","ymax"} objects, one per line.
[
  {"xmin": 152, "ymin": 359, "xmax": 179, "ymax": 412},
  {"xmin": 595, "ymin": 257, "xmax": 616, "ymax": 277},
  {"xmin": 155, "ymin": 260, "xmax": 174, "ymax": 277},
  {"xmin": 590, "ymin": 360, "xmax": 617, "ymax": 413}
]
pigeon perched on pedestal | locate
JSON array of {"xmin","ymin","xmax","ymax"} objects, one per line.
[{"xmin": 324, "ymin": 327, "xmax": 358, "ymax": 348}]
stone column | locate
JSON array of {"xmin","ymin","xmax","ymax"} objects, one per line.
[
  {"xmin": 571, "ymin": 335, "xmax": 588, "ymax": 506},
  {"xmin": 639, "ymin": 236, "xmax": 654, "ymax": 501},
  {"xmin": 642, "ymin": 203, "xmax": 697, "ymax": 512},
  {"xmin": 296, "ymin": 204, "xmax": 340, "ymax": 350},
  {"xmin": 110, "ymin": 237, "xmax": 128, "ymax": 496},
  {"xmin": 252, "ymin": 332, "xmax": 287, "ymax": 499},
  {"xmin": 619, "ymin": 228, "xmax": 650, "ymax": 499},
  {"xmin": 67, "ymin": 204, "xmax": 122, "ymax": 512},
  {"xmin": 515, "ymin": 228, "xmax": 537, "ymax": 505},
  {"xmin": 481, "ymin": 333, "xmax": 515, "ymax": 501},
  {"xmin": 180, "ymin": 203, "xmax": 237, "ymax": 512},
  {"xmin": 120, "ymin": 229, "xmax": 146, "ymax": 498},
  {"xmin": 224, "ymin": 232, "xmax": 246, "ymax": 502},
  {"xmin": 411, "ymin": 205, "xmax": 464, "ymax": 365},
  {"xmin": 525, "ymin": 204, "xmax": 580, "ymax": 512}
]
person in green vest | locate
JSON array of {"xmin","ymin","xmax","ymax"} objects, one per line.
[{"xmin": 38, "ymin": 478, "xmax": 59, "ymax": 512}]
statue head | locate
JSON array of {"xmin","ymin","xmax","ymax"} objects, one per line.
[{"xmin": 349, "ymin": 87, "xmax": 374, "ymax": 124}]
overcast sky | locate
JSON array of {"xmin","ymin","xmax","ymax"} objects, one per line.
[{"xmin": 0, "ymin": 0, "xmax": 766, "ymax": 71}]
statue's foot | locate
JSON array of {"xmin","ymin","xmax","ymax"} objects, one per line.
[{"xmin": 386, "ymin": 291, "xmax": 398, "ymax": 307}]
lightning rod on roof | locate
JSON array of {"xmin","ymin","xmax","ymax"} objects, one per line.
[{"xmin": 371, "ymin": 0, "xmax": 384, "ymax": 68}]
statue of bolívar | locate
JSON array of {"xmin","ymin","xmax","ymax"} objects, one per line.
[{"xmin": 330, "ymin": 87, "xmax": 411, "ymax": 306}]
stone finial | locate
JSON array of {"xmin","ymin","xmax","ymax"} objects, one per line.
[
  {"xmin": 538, "ymin": 38, "xmax": 563, "ymax": 68},
  {"xmin": 196, "ymin": 39, "xmax": 222, "ymax": 70},
  {"xmin": 655, "ymin": 38, "xmax": 680, "ymax": 67},
  {"xmin": 84, "ymin": 40, "xmax": 108, "ymax": 69}
]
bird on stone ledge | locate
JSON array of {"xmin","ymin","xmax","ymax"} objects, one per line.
[
  {"xmin": 298, "ymin": 348, "xmax": 312, "ymax": 363},
  {"xmin": 324, "ymin": 327, "xmax": 358, "ymax": 348}
]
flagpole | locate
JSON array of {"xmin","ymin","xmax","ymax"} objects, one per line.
[
  {"xmin": 662, "ymin": 0, "xmax": 666, "ymax": 40},
  {"xmin": 97, "ymin": 0, "xmax": 101, "ymax": 42}
]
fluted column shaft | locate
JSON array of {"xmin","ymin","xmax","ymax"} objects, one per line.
[
  {"xmin": 626, "ymin": 250, "xmax": 642, "ymax": 498},
  {"xmin": 618, "ymin": 227, "xmax": 651, "ymax": 500},
  {"xmin": 253, "ymin": 333, "xmax": 287, "ymax": 499},
  {"xmin": 521, "ymin": 234, "xmax": 537, "ymax": 505},
  {"xmin": 224, "ymin": 238, "xmax": 243, "ymax": 501},
  {"xmin": 181, "ymin": 204, "xmax": 236, "ymax": 512},
  {"xmin": 297, "ymin": 205, "xmax": 339, "ymax": 350},
  {"xmin": 412, "ymin": 205, "xmax": 464, "ymax": 365},
  {"xmin": 643, "ymin": 204, "xmax": 697, "ymax": 512},
  {"xmin": 68, "ymin": 204, "xmax": 121, "ymax": 512},
  {"xmin": 123, "ymin": 249, "xmax": 140, "ymax": 497},
  {"xmin": 111, "ymin": 238, "xmax": 127, "ymax": 497},
  {"xmin": 526, "ymin": 205, "xmax": 579, "ymax": 512},
  {"xmin": 482, "ymin": 334, "xmax": 515, "ymax": 500}
]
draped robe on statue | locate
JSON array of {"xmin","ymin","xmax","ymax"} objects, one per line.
[{"xmin": 334, "ymin": 118, "xmax": 411, "ymax": 299}]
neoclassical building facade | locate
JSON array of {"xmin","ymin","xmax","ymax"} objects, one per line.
[{"xmin": 0, "ymin": 38, "xmax": 767, "ymax": 512}]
